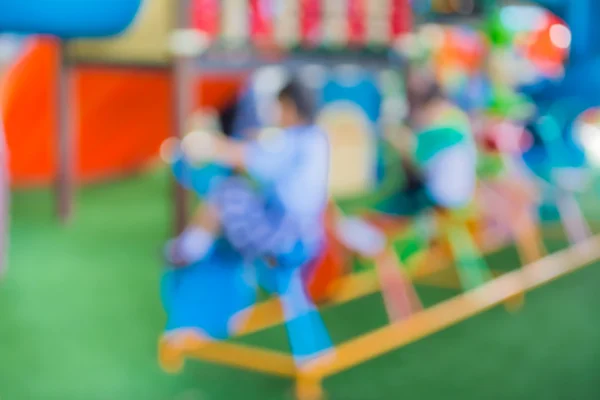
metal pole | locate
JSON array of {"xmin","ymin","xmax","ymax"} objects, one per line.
[
  {"xmin": 172, "ymin": 0, "xmax": 193, "ymax": 234},
  {"xmin": 56, "ymin": 39, "xmax": 75, "ymax": 223}
]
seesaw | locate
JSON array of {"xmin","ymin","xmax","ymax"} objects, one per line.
[
  {"xmin": 158, "ymin": 126, "xmax": 580, "ymax": 399},
  {"xmin": 158, "ymin": 169, "xmax": 554, "ymax": 400},
  {"xmin": 159, "ymin": 230, "xmax": 600, "ymax": 400}
]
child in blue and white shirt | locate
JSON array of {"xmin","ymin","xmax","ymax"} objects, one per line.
[
  {"xmin": 166, "ymin": 79, "xmax": 334, "ymax": 365},
  {"xmin": 171, "ymin": 79, "xmax": 329, "ymax": 267}
]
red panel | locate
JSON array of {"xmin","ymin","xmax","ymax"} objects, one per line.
[
  {"xmin": 191, "ymin": 0, "xmax": 220, "ymax": 39},
  {"xmin": 391, "ymin": 0, "xmax": 412, "ymax": 39},
  {"xmin": 249, "ymin": 0, "xmax": 274, "ymax": 42},
  {"xmin": 2, "ymin": 39, "xmax": 249, "ymax": 186},
  {"xmin": 300, "ymin": 0, "xmax": 322, "ymax": 47},
  {"xmin": 348, "ymin": 0, "xmax": 366, "ymax": 46}
]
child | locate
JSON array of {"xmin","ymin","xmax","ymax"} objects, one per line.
[
  {"xmin": 175, "ymin": 79, "xmax": 329, "ymax": 268},
  {"xmin": 398, "ymin": 67, "xmax": 488, "ymax": 290},
  {"xmin": 168, "ymin": 78, "xmax": 333, "ymax": 365},
  {"xmin": 404, "ymin": 66, "xmax": 478, "ymax": 211}
]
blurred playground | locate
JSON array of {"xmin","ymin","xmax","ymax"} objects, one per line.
[{"xmin": 2, "ymin": 1, "xmax": 600, "ymax": 400}]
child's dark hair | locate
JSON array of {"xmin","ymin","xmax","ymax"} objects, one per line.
[
  {"xmin": 277, "ymin": 79, "xmax": 316, "ymax": 122},
  {"xmin": 218, "ymin": 98, "xmax": 239, "ymax": 137},
  {"xmin": 405, "ymin": 67, "xmax": 445, "ymax": 128}
]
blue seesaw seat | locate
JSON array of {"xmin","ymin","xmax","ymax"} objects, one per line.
[
  {"xmin": 0, "ymin": 0, "xmax": 142, "ymax": 38},
  {"xmin": 161, "ymin": 238, "xmax": 256, "ymax": 340}
]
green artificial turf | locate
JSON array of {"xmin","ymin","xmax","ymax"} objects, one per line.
[{"xmin": 1, "ymin": 169, "xmax": 600, "ymax": 400}]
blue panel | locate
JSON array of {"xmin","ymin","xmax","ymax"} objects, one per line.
[
  {"xmin": 320, "ymin": 73, "xmax": 383, "ymax": 184},
  {"xmin": 321, "ymin": 74, "xmax": 382, "ymax": 124},
  {"xmin": 0, "ymin": 0, "xmax": 142, "ymax": 38}
]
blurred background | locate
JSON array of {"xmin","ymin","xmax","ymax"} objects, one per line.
[{"xmin": 1, "ymin": 0, "xmax": 600, "ymax": 399}]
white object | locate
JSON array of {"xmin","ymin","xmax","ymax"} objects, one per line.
[
  {"xmin": 222, "ymin": 0, "xmax": 249, "ymax": 45},
  {"xmin": 159, "ymin": 137, "xmax": 181, "ymax": 163},
  {"xmin": 274, "ymin": 0, "xmax": 299, "ymax": 47},
  {"xmin": 424, "ymin": 144, "xmax": 477, "ymax": 209},
  {"xmin": 577, "ymin": 123, "xmax": 600, "ymax": 166},
  {"xmin": 335, "ymin": 217, "xmax": 387, "ymax": 257},
  {"xmin": 553, "ymin": 168, "xmax": 591, "ymax": 193},
  {"xmin": 176, "ymin": 227, "xmax": 216, "ymax": 263},
  {"xmin": 366, "ymin": 0, "xmax": 388, "ymax": 44},
  {"xmin": 322, "ymin": 0, "xmax": 347, "ymax": 46},
  {"xmin": 169, "ymin": 29, "xmax": 210, "ymax": 57}
]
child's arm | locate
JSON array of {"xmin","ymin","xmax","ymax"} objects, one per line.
[
  {"xmin": 423, "ymin": 144, "xmax": 477, "ymax": 209},
  {"xmin": 171, "ymin": 154, "xmax": 194, "ymax": 189},
  {"xmin": 192, "ymin": 131, "xmax": 297, "ymax": 182}
]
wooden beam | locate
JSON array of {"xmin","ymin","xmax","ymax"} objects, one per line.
[
  {"xmin": 236, "ymin": 219, "xmax": 591, "ymax": 338},
  {"xmin": 159, "ymin": 332, "xmax": 297, "ymax": 377},
  {"xmin": 236, "ymin": 298, "xmax": 285, "ymax": 336},
  {"xmin": 172, "ymin": 0, "xmax": 192, "ymax": 235},
  {"xmin": 300, "ymin": 235, "xmax": 600, "ymax": 379},
  {"xmin": 0, "ymin": 118, "xmax": 6, "ymax": 276},
  {"xmin": 56, "ymin": 39, "xmax": 75, "ymax": 223},
  {"xmin": 236, "ymin": 244, "xmax": 503, "ymax": 337}
]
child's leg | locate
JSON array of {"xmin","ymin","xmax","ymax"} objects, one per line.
[
  {"xmin": 165, "ymin": 204, "xmax": 221, "ymax": 266},
  {"xmin": 210, "ymin": 176, "xmax": 288, "ymax": 259},
  {"xmin": 335, "ymin": 216, "xmax": 422, "ymax": 321},
  {"xmin": 275, "ymin": 265, "xmax": 334, "ymax": 366},
  {"xmin": 166, "ymin": 175, "xmax": 276, "ymax": 266},
  {"xmin": 190, "ymin": 202, "xmax": 222, "ymax": 232},
  {"xmin": 210, "ymin": 176, "xmax": 334, "ymax": 363}
]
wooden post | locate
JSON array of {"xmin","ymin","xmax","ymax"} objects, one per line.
[
  {"xmin": 172, "ymin": 0, "xmax": 193, "ymax": 234},
  {"xmin": 159, "ymin": 333, "xmax": 297, "ymax": 377},
  {"xmin": 0, "ymin": 117, "xmax": 7, "ymax": 276},
  {"xmin": 56, "ymin": 39, "xmax": 75, "ymax": 223}
]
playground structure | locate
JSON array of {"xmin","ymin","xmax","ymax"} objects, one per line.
[
  {"xmin": 0, "ymin": 0, "xmax": 595, "ymax": 208},
  {"xmin": 2, "ymin": 0, "xmax": 593, "ymax": 226},
  {"xmin": 0, "ymin": 0, "xmax": 143, "ymax": 275},
  {"xmin": 2, "ymin": 40, "xmax": 246, "ymax": 185},
  {"xmin": 158, "ymin": 110, "xmax": 599, "ymax": 400},
  {"xmin": 160, "ymin": 230, "xmax": 600, "ymax": 400},
  {"xmin": 1, "ymin": 0, "xmax": 248, "ymax": 228},
  {"xmin": 515, "ymin": 0, "xmax": 600, "ymax": 152},
  {"xmin": 0, "ymin": 0, "xmax": 144, "ymax": 223},
  {"xmin": 157, "ymin": 2, "xmax": 600, "ymax": 400},
  {"xmin": 167, "ymin": 0, "xmax": 412, "ymax": 232}
]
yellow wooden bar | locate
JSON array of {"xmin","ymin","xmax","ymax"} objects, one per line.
[
  {"xmin": 301, "ymin": 235, "xmax": 600, "ymax": 380},
  {"xmin": 236, "ymin": 298, "xmax": 285, "ymax": 336},
  {"xmin": 236, "ymin": 267, "xmax": 453, "ymax": 338},
  {"xmin": 236, "ymin": 218, "xmax": 591, "ymax": 338},
  {"xmin": 325, "ymin": 270, "xmax": 379, "ymax": 303},
  {"xmin": 237, "ymin": 242, "xmax": 505, "ymax": 337},
  {"xmin": 159, "ymin": 333, "xmax": 297, "ymax": 377},
  {"xmin": 188, "ymin": 342, "xmax": 297, "ymax": 377}
]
